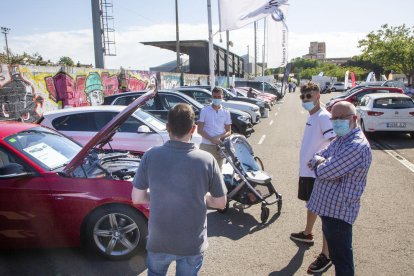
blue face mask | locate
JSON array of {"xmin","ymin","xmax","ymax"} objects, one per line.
[
  {"xmin": 212, "ymin": 98, "xmax": 222, "ymax": 106},
  {"xmin": 302, "ymin": 101, "xmax": 315, "ymax": 111},
  {"xmin": 332, "ymin": 119, "xmax": 351, "ymax": 136}
]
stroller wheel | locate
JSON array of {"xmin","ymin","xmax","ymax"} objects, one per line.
[
  {"xmin": 277, "ymin": 195, "xmax": 283, "ymax": 214},
  {"xmin": 217, "ymin": 202, "xmax": 229, "ymax": 213},
  {"xmin": 260, "ymin": 206, "xmax": 270, "ymax": 224}
]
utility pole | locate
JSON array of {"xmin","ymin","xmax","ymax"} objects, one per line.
[
  {"xmin": 226, "ymin": 30, "xmax": 230, "ymax": 87},
  {"xmin": 1, "ymin": 27, "xmax": 11, "ymax": 64},
  {"xmin": 207, "ymin": 0, "xmax": 215, "ymax": 89},
  {"xmin": 175, "ymin": 0, "xmax": 183, "ymax": 85},
  {"xmin": 247, "ymin": 45, "xmax": 249, "ymax": 75},
  {"xmin": 254, "ymin": 21, "xmax": 257, "ymax": 77}
]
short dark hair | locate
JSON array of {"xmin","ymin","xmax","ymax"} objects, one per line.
[
  {"xmin": 167, "ymin": 103, "xmax": 195, "ymax": 138},
  {"xmin": 300, "ymin": 82, "xmax": 320, "ymax": 93},
  {"xmin": 212, "ymin": 87, "xmax": 223, "ymax": 94}
]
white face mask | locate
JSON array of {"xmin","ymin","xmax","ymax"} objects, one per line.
[
  {"xmin": 212, "ymin": 98, "xmax": 222, "ymax": 105},
  {"xmin": 302, "ymin": 101, "xmax": 315, "ymax": 111}
]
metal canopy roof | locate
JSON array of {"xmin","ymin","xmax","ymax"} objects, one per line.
[{"xmin": 141, "ymin": 40, "xmax": 209, "ymax": 55}]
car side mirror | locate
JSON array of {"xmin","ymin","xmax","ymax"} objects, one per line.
[{"xmin": 137, "ymin": 125, "xmax": 151, "ymax": 133}]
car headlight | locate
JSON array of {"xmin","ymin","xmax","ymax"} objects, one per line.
[
  {"xmin": 237, "ymin": 115, "xmax": 249, "ymax": 122},
  {"xmin": 257, "ymin": 102, "xmax": 265, "ymax": 108},
  {"xmin": 251, "ymin": 107, "xmax": 259, "ymax": 112}
]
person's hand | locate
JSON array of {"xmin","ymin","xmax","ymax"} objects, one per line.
[
  {"xmin": 211, "ymin": 137, "xmax": 222, "ymax": 145},
  {"xmin": 308, "ymin": 155, "xmax": 325, "ymax": 169}
]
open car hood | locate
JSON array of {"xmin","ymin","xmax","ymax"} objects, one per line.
[{"xmin": 63, "ymin": 85, "xmax": 157, "ymax": 175}]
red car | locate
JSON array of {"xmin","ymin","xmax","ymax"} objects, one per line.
[
  {"xmin": 325, "ymin": 86, "xmax": 404, "ymax": 112},
  {"xmin": 0, "ymin": 88, "xmax": 157, "ymax": 260}
]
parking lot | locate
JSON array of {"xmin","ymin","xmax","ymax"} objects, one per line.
[{"xmin": 0, "ymin": 91, "xmax": 413, "ymax": 276}]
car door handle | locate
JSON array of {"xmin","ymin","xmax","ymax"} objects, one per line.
[{"xmin": 54, "ymin": 196, "xmax": 64, "ymax": 200}]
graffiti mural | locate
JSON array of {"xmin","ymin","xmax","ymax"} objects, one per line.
[
  {"xmin": 0, "ymin": 64, "xmax": 208, "ymax": 123},
  {"xmin": 0, "ymin": 65, "xmax": 43, "ymax": 122}
]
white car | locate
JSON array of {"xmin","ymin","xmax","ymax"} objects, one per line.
[
  {"xmin": 38, "ymin": 105, "xmax": 202, "ymax": 154},
  {"xmin": 175, "ymin": 87, "xmax": 262, "ymax": 124},
  {"xmin": 356, "ymin": 93, "xmax": 414, "ymax": 138}
]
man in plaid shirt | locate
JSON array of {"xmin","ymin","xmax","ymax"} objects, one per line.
[{"xmin": 307, "ymin": 101, "xmax": 372, "ymax": 276}]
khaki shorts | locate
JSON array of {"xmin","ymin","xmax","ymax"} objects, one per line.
[{"xmin": 200, "ymin": 143, "xmax": 224, "ymax": 169}]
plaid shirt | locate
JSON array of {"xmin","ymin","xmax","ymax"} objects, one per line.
[{"xmin": 307, "ymin": 127, "xmax": 372, "ymax": 224}]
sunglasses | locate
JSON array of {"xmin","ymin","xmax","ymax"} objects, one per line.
[{"xmin": 299, "ymin": 93, "xmax": 313, "ymax": 100}]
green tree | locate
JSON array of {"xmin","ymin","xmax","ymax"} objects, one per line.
[
  {"xmin": 358, "ymin": 24, "xmax": 414, "ymax": 84},
  {"xmin": 58, "ymin": 56, "xmax": 75, "ymax": 67}
]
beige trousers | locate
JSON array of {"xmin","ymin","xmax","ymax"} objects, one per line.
[{"xmin": 200, "ymin": 143, "xmax": 224, "ymax": 169}]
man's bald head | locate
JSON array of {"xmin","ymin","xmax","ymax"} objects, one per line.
[
  {"xmin": 331, "ymin": 101, "xmax": 358, "ymax": 130},
  {"xmin": 331, "ymin": 101, "xmax": 356, "ymax": 117}
]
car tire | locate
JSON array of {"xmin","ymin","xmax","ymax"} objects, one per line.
[
  {"xmin": 83, "ymin": 205, "xmax": 148, "ymax": 260},
  {"xmin": 331, "ymin": 88, "xmax": 336, "ymax": 92}
]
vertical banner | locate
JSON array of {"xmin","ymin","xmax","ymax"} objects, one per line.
[
  {"xmin": 344, "ymin": 70, "xmax": 349, "ymax": 90},
  {"xmin": 267, "ymin": 12, "xmax": 288, "ymax": 68},
  {"xmin": 350, "ymin": 72, "xmax": 356, "ymax": 88},
  {"xmin": 218, "ymin": 0, "xmax": 289, "ymax": 31}
]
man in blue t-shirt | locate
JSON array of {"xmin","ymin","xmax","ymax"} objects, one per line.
[{"xmin": 132, "ymin": 103, "xmax": 227, "ymax": 276}]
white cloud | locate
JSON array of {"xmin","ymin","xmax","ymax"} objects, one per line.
[{"xmin": 8, "ymin": 23, "xmax": 367, "ymax": 70}]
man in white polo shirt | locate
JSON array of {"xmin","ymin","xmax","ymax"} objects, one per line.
[{"xmin": 198, "ymin": 87, "xmax": 232, "ymax": 169}]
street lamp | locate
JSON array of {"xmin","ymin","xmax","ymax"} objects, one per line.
[{"xmin": 1, "ymin": 27, "xmax": 11, "ymax": 64}]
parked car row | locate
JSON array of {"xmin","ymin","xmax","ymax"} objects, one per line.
[
  {"xmin": 326, "ymin": 86, "xmax": 413, "ymax": 138},
  {"xmin": 0, "ymin": 84, "xmax": 281, "ymax": 261}
]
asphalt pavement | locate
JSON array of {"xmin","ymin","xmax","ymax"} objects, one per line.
[{"xmin": 0, "ymin": 91, "xmax": 413, "ymax": 276}]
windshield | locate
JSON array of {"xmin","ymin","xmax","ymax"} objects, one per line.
[
  {"xmin": 374, "ymin": 97, "xmax": 414, "ymax": 109},
  {"xmin": 5, "ymin": 126, "xmax": 81, "ymax": 171},
  {"xmin": 134, "ymin": 109, "xmax": 166, "ymax": 131}
]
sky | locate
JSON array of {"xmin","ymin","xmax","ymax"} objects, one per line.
[{"xmin": 0, "ymin": 0, "xmax": 413, "ymax": 70}]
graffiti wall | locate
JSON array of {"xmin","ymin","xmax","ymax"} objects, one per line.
[{"xmin": 0, "ymin": 64, "xmax": 157, "ymax": 122}]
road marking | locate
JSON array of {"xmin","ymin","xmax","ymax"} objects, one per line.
[
  {"xmin": 277, "ymin": 107, "xmax": 280, "ymax": 110},
  {"xmin": 269, "ymin": 120, "xmax": 274, "ymax": 125},
  {"xmin": 274, "ymin": 112, "xmax": 278, "ymax": 116},
  {"xmin": 372, "ymin": 141, "xmax": 414, "ymax": 173},
  {"xmin": 258, "ymin": 135, "xmax": 266, "ymax": 145}
]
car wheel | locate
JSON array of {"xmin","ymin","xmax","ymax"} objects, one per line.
[
  {"xmin": 331, "ymin": 88, "xmax": 336, "ymax": 92},
  {"xmin": 84, "ymin": 205, "xmax": 148, "ymax": 260}
]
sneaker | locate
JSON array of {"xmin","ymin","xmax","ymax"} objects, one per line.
[
  {"xmin": 307, "ymin": 253, "xmax": 332, "ymax": 273},
  {"xmin": 290, "ymin": 231, "xmax": 314, "ymax": 243}
]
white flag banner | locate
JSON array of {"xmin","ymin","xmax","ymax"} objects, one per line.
[
  {"xmin": 218, "ymin": 0, "xmax": 289, "ymax": 31},
  {"xmin": 267, "ymin": 4, "xmax": 289, "ymax": 68}
]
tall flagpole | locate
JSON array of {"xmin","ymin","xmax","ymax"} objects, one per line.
[{"xmin": 207, "ymin": 0, "xmax": 215, "ymax": 90}]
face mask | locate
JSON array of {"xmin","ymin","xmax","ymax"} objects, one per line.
[
  {"xmin": 212, "ymin": 98, "xmax": 222, "ymax": 106},
  {"xmin": 332, "ymin": 119, "xmax": 351, "ymax": 136},
  {"xmin": 302, "ymin": 101, "xmax": 315, "ymax": 111}
]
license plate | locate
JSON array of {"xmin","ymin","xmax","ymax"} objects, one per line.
[{"xmin": 386, "ymin": 122, "xmax": 406, "ymax": 128}]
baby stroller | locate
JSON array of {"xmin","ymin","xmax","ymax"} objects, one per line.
[{"xmin": 217, "ymin": 134, "xmax": 282, "ymax": 223}]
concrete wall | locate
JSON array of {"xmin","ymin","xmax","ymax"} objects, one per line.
[{"xmin": 0, "ymin": 64, "xmax": 209, "ymax": 122}]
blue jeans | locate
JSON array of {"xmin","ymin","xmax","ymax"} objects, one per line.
[
  {"xmin": 321, "ymin": 216, "xmax": 354, "ymax": 276},
  {"xmin": 147, "ymin": 251, "xmax": 204, "ymax": 276}
]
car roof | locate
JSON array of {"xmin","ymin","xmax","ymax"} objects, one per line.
[
  {"xmin": 42, "ymin": 105, "xmax": 127, "ymax": 116},
  {"xmin": 363, "ymin": 93, "xmax": 412, "ymax": 99},
  {"xmin": 0, "ymin": 121, "xmax": 39, "ymax": 140}
]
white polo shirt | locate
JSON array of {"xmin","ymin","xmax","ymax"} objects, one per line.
[
  {"xmin": 299, "ymin": 107, "xmax": 336, "ymax": 177},
  {"xmin": 199, "ymin": 105, "xmax": 232, "ymax": 145}
]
